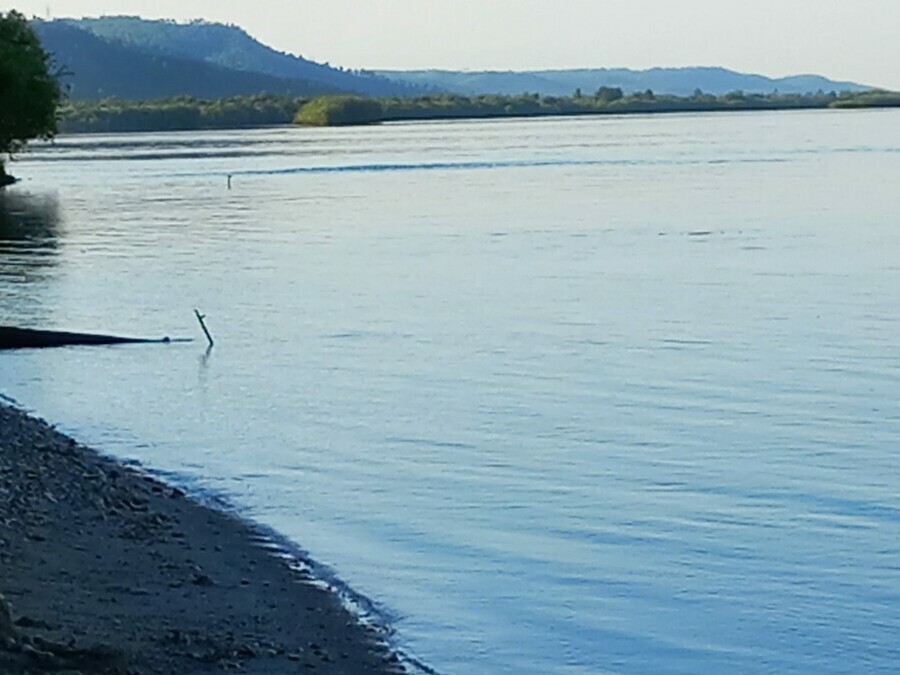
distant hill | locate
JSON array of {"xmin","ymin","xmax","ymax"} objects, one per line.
[
  {"xmin": 32, "ymin": 16, "xmax": 870, "ymax": 103},
  {"xmin": 378, "ymin": 67, "xmax": 871, "ymax": 97},
  {"xmin": 35, "ymin": 22, "xmax": 330, "ymax": 100},
  {"xmin": 34, "ymin": 17, "xmax": 420, "ymax": 101}
]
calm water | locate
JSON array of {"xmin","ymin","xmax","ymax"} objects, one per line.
[{"xmin": 2, "ymin": 111, "xmax": 899, "ymax": 674}]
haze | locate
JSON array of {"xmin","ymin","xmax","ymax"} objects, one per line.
[{"xmin": 16, "ymin": 0, "xmax": 900, "ymax": 89}]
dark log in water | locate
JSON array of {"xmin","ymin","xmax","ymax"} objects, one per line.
[{"xmin": 0, "ymin": 326, "xmax": 186, "ymax": 350}]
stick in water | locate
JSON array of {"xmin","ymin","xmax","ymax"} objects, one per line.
[{"xmin": 194, "ymin": 309, "xmax": 214, "ymax": 348}]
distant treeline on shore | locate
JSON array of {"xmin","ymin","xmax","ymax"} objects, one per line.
[
  {"xmin": 59, "ymin": 89, "xmax": 900, "ymax": 134},
  {"xmin": 60, "ymin": 94, "xmax": 304, "ymax": 133}
]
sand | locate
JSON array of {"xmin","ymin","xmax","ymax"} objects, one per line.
[{"xmin": 0, "ymin": 401, "xmax": 407, "ymax": 674}]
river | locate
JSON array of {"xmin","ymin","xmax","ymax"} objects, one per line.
[{"xmin": 2, "ymin": 109, "xmax": 899, "ymax": 673}]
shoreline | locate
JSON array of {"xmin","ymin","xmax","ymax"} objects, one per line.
[
  {"xmin": 57, "ymin": 94, "xmax": 900, "ymax": 135},
  {"xmin": 45, "ymin": 105, "xmax": 897, "ymax": 146},
  {"xmin": 0, "ymin": 399, "xmax": 408, "ymax": 674}
]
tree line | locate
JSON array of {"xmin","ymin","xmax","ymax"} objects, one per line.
[
  {"xmin": 50, "ymin": 88, "xmax": 900, "ymax": 133},
  {"xmin": 293, "ymin": 89, "xmax": 898, "ymax": 126},
  {"xmin": 60, "ymin": 95, "xmax": 305, "ymax": 133}
]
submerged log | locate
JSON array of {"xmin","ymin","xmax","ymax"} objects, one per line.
[{"xmin": 0, "ymin": 326, "xmax": 186, "ymax": 350}]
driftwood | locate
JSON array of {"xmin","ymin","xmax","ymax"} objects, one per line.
[
  {"xmin": 194, "ymin": 309, "xmax": 214, "ymax": 348},
  {"xmin": 0, "ymin": 326, "xmax": 188, "ymax": 350}
]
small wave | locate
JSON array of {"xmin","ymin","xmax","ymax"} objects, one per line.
[
  {"xmin": 235, "ymin": 157, "xmax": 603, "ymax": 176},
  {"xmin": 167, "ymin": 154, "xmax": 795, "ymax": 180},
  {"xmin": 658, "ymin": 338, "xmax": 714, "ymax": 347},
  {"xmin": 247, "ymin": 522, "xmax": 440, "ymax": 674},
  {"xmin": 0, "ymin": 392, "xmax": 22, "ymax": 406},
  {"xmin": 138, "ymin": 466, "xmax": 439, "ymax": 673},
  {"xmin": 322, "ymin": 331, "xmax": 366, "ymax": 340},
  {"xmin": 387, "ymin": 436, "xmax": 476, "ymax": 450}
]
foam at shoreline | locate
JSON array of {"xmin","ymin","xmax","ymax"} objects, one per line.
[{"xmin": 0, "ymin": 399, "xmax": 410, "ymax": 674}]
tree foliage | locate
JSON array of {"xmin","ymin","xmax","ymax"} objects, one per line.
[
  {"xmin": 42, "ymin": 17, "xmax": 420, "ymax": 99},
  {"xmin": 0, "ymin": 11, "xmax": 62, "ymax": 180},
  {"xmin": 830, "ymin": 90, "xmax": 900, "ymax": 109},
  {"xmin": 294, "ymin": 96, "xmax": 384, "ymax": 126},
  {"xmin": 52, "ymin": 88, "xmax": 899, "ymax": 134},
  {"xmin": 60, "ymin": 94, "xmax": 303, "ymax": 133},
  {"xmin": 372, "ymin": 90, "xmax": 843, "ymax": 123}
]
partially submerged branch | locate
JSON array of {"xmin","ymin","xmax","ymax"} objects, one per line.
[{"xmin": 0, "ymin": 326, "xmax": 189, "ymax": 350}]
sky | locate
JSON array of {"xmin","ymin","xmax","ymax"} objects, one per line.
[{"xmin": 8, "ymin": 0, "xmax": 900, "ymax": 89}]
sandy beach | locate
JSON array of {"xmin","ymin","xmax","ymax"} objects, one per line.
[{"xmin": 0, "ymin": 401, "xmax": 406, "ymax": 674}]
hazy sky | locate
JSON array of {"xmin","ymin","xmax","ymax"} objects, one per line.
[{"xmin": 10, "ymin": 0, "xmax": 900, "ymax": 88}]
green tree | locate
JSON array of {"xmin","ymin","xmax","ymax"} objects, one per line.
[
  {"xmin": 0, "ymin": 11, "xmax": 63, "ymax": 185},
  {"xmin": 594, "ymin": 86, "xmax": 623, "ymax": 103},
  {"xmin": 294, "ymin": 96, "xmax": 383, "ymax": 126}
]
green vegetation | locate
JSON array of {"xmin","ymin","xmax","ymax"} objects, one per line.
[
  {"xmin": 830, "ymin": 90, "xmax": 900, "ymax": 109},
  {"xmin": 295, "ymin": 87, "xmax": 852, "ymax": 131},
  {"xmin": 60, "ymin": 95, "xmax": 304, "ymax": 133},
  {"xmin": 377, "ymin": 90, "xmax": 833, "ymax": 121},
  {"xmin": 294, "ymin": 96, "xmax": 384, "ymax": 126},
  {"xmin": 55, "ymin": 88, "xmax": 899, "ymax": 135},
  {"xmin": 291, "ymin": 89, "xmax": 898, "ymax": 127},
  {"xmin": 0, "ymin": 11, "xmax": 63, "ymax": 184}
]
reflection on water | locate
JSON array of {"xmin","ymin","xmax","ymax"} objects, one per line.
[
  {"xmin": 0, "ymin": 190, "xmax": 61, "ymax": 324},
  {"xmin": 0, "ymin": 189, "xmax": 61, "ymax": 247}
]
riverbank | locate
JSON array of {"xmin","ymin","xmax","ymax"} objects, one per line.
[
  {"xmin": 0, "ymin": 401, "xmax": 405, "ymax": 674},
  {"xmin": 58, "ymin": 89, "xmax": 900, "ymax": 134}
]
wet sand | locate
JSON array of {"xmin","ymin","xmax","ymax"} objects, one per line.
[{"xmin": 0, "ymin": 401, "xmax": 406, "ymax": 674}]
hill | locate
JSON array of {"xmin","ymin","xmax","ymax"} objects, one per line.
[
  {"xmin": 52, "ymin": 17, "xmax": 417, "ymax": 98},
  {"xmin": 377, "ymin": 67, "xmax": 870, "ymax": 97},
  {"xmin": 34, "ymin": 21, "xmax": 331, "ymax": 100},
  {"xmin": 34, "ymin": 16, "xmax": 868, "ymax": 103}
]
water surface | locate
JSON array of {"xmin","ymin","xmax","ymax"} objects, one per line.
[{"xmin": 2, "ymin": 110, "xmax": 899, "ymax": 674}]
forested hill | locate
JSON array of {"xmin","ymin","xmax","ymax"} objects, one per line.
[
  {"xmin": 34, "ymin": 17, "xmax": 420, "ymax": 100},
  {"xmin": 377, "ymin": 67, "xmax": 870, "ymax": 97},
  {"xmin": 35, "ymin": 22, "xmax": 330, "ymax": 100},
  {"xmin": 30, "ymin": 15, "xmax": 872, "ymax": 103}
]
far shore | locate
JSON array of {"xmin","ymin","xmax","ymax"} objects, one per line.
[
  {"xmin": 0, "ymin": 400, "xmax": 407, "ymax": 674},
  {"xmin": 56, "ymin": 89, "xmax": 900, "ymax": 135}
]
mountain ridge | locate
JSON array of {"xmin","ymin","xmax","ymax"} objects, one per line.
[
  {"xmin": 63, "ymin": 16, "xmax": 415, "ymax": 97},
  {"xmin": 377, "ymin": 67, "xmax": 870, "ymax": 97},
  {"xmin": 35, "ymin": 21, "xmax": 333, "ymax": 100},
  {"xmin": 33, "ymin": 16, "xmax": 871, "ymax": 102},
  {"xmin": 34, "ymin": 17, "xmax": 420, "ymax": 100}
]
